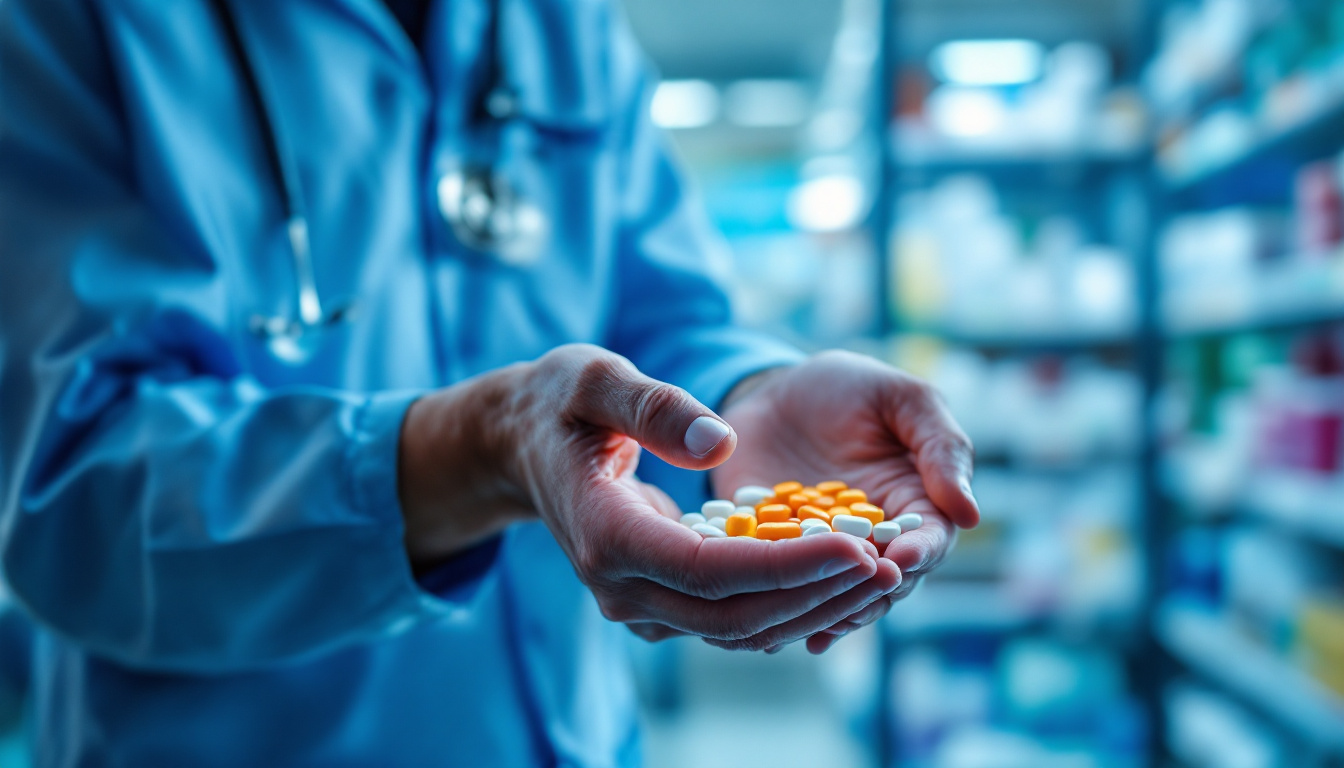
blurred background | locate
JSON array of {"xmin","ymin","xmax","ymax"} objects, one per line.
[{"xmin": 620, "ymin": 0, "xmax": 1344, "ymax": 766}]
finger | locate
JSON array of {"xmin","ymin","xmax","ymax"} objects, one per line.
[
  {"xmin": 612, "ymin": 556, "xmax": 880, "ymax": 640},
  {"xmin": 884, "ymin": 377, "xmax": 979, "ymax": 528},
  {"xmin": 881, "ymin": 508, "xmax": 955, "ymax": 575},
  {"xmin": 559, "ymin": 346, "xmax": 736, "ymax": 469},
  {"xmin": 703, "ymin": 559, "xmax": 900, "ymax": 651},
  {"xmin": 626, "ymin": 622, "xmax": 687, "ymax": 643}
]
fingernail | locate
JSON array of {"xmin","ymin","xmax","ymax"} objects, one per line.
[
  {"xmin": 819, "ymin": 558, "xmax": 860, "ymax": 579},
  {"xmin": 684, "ymin": 416, "xmax": 732, "ymax": 457},
  {"xmin": 904, "ymin": 561, "xmax": 923, "ymax": 574}
]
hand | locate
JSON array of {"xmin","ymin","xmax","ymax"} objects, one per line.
[
  {"xmin": 713, "ymin": 350, "xmax": 978, "ymax": 653},
  {"xmin": 399, "ymin": 344, "xmax": 891, "ymax": 646}
]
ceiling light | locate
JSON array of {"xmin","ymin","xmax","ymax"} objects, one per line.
[
  {"xmin": 650, "ymin": 80, "xmax": 719, "ymax": 129},
  {"xmin": 930, "ymin": 39, "xmax": 1044, "ymax": 86}
]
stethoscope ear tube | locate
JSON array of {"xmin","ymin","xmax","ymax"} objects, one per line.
[{"xmin": 210, "ymin": 0, "xmax": 351, "ymax": 364}]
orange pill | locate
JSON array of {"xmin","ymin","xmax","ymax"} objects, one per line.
[
  {"xmin": 726, "ymin": 513, "xmax": 757, "ymax": 538},
  {"xmin": 849, "ymin": 502, "xmax": 885, "ymax": 525},
  {"xmin": 835, "ymin": 489, "xmax": 867, "ymax": 506},
  {"xmin": 815, "ymin": 496, "xmax": 836, "ymax": 508},
  {"xmin": 757, "ymin": 522, "xmax": 802, "ymax": 540},
  {"xmin": 798, "ymin": 505, "xmax": 831, "ymax": 523},
  {"xmin": 816, "ymin": 480, "xmax": 848, "ymax": 496},
  {"xmin": 754, "ymin": 498, "xmax": 778, "ymax": 512},
  {"xmin": 757, "ymin": 504, "xmax": 792, "ymax": 523},
  {"xmin": 786, "ymin": 493, "xmax": 811, "ymax": 512},
  {"xmin": 788, "ymin": 517, "xmax": 800, "ymax": 524},
  {"xmin": 828, "ymin": 505, "xmax": 852, "ymax": 519},
  {"xmin": 773, "ymin": 481, "xmax": 804, "ymax": 499},
  {"xmin": 801, "ymin": 488, "xmax": 822, "ymax": 500}
]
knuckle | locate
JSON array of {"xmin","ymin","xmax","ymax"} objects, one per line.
[
  {"xmin": 597, "ymin": 595, "xmax": 635, "ymax": 624},
  {"xmin": 632, "ymin": 381, "xmax": 687, "ymax": 434}
]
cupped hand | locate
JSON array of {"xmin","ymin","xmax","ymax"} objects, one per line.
[
  {"xmin": 401, "ymin": 344, "xmax": 895, "ymax": 646},
  {"xmin": 712, "ymin": 350, "xmax": 978, "ymax": 653}
]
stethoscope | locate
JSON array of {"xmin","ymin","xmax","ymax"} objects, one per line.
[{"xmin": 209, "ymin": 0, "xmax": 547, "ymax": 364}]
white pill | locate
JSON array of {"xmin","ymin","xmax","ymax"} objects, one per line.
[
  {"xmin": 734, "ymin": 506, "xmax": 757, "ymax": 519},
  {"xmin": 893, "ymin": 513, "xmax": 923, "ymax": 532},
  {"xmin": 800, "ymin": 518, "xmax": 831, "ymax": 532},
  {"xmin": 732, "ymin": 485, "xmax": 774, "ymax": 507},
  {"xmin": 802, "ymin": 524, "xmax": 832, "ymax": 537},
  {"xmin": 708, "ymin": 516, "xmax": 729, "ymax": 531},
  {"xmin": 692, "ymin": 523, "xmax": 727, "ymax": 538},
  {"xmin": 702, "ymin": 500, "xmax": 736, "ymax": 519},
  {"xmin": 872, "ymin": 521, "xmax": 902, "ymax": 546},
  {"xmin": 680, "ymin": 512, "xmax": 707, "ymax": 528},
  {"xmin": 831, "ymin": 514, "xmax": 872, "ymax": 539}
]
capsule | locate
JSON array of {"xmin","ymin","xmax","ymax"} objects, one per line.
[
  {"xmin": 815, "ymin": 480, "xmax": 848, "ymax": 497},
  {"xmin": 772, "ymin": 481, "xmax": 804, "ymax": 499},
  {"xmin": 849, "ymin": 502, "xmax": 885, "ymax": 526},
  {"xmin": 726, "ymin": 513, "xmax": 758, "ymax": 538},
  {"xmin": 786, "ymin": 493, "xmax": 811, "ymax": 512},
  {"xmin": 835, "ymin": 489, "xmax": 867, "ymax": 507},
  {"xmin": 757, "ymin": 504, "xmax": 792, "ymax": 524},
  {"xmin": 757, "ymin": 522, "xmax": 802, "ymax": 540},
  {"xmin": 797, "ymin": 505, "xmax": 832, "ymax": 524}
]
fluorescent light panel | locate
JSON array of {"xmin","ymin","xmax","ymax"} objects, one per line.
[
  {"xmin": 930, "ymin": 39, "xmax": 1044, "ymax": 86},
  {"xmin": 651, "ymin": 80, "xmax": 719, "ymax": 129}
]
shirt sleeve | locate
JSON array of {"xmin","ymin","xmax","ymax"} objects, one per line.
[
  {"xmin": 0, "ymin": 0, "xmax": 460, "ymax": 673},
  {"xmin": 601, "ymin": 12, "xmax": 805, "ymax": 511}
]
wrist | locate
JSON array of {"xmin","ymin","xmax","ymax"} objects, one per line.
[{"xmin": 397, "ymin": 364, "xmax": 533, "ymax": 570}]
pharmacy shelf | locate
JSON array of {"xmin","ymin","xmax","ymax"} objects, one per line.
[
  {"xmin": 1163, "ymin": 88, "xmax": 1344, "ymax": 195},
  {"xmin": 1241, "ymin": 474, "xmax": 1344, "ymax": 550},
  {"xmin": 899, "ymin": 326, "xmax": 1136, "ymax": 353},
  {"xmin": 1162, "ymin": 261, "xmax": 1344, "ymax": 337},
  {"xmin": 883, "ymin": 582, "xmax": 1046, "ymax": 638},
  {"xmin": 1156, "ymin": 601, "xmax": 1344, "ymax": 754},
  {"xmin": 1165, "ymin": 469, "xmax": 1344, "ymax": 550}
]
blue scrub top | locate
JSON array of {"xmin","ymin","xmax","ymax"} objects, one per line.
[{"xmin": 0, "ymin": 0, "xmax": 803, "ymax": 765}]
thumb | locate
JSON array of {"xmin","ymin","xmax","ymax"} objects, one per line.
[{"xmin": 563, "ymin": 348, "xmax": 736, "ymax": 469}]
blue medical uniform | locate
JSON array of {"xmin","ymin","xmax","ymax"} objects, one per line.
[{"xmin": 0, "ymin": 0, "xmax": 802, "ymax": 765}]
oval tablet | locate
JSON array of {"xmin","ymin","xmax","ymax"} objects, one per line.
[
  {"xmin": 872, "ymin": 521, "xmax": 902, "ymax": 546},
  {"xmin": 831, "ymin": 514, "xmax": 872, "ymax": 539},
  {"xmin": 708, "ymin": 516, "xmax": 728, "ymax": 531},
  {"xmin": 802, "ymin": 524, "xmax": 831, "ymax": 537},
  {"xmin": 732, "ymin": 486, "xmax": 774, "ymax": 507},
  {"xmin": 680, "ymin": 512, "xmax": 707, "ymax": 528},
  {"xmin": 702, "ymin": 500, "xmax": 736, "ymax": 519},
  {"xmin": 893, "ymin": 513, "xmax": 924, "ymax": 532},
  {"xmin": 692, "ymin": 523, "xmax": 727, "ymax": 538}
]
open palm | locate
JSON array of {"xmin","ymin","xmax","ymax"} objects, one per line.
[{"xmin": 714, "ymin": 351, "xmax": 978, "ymax": 651}]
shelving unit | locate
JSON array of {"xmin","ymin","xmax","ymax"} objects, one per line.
[
  {"xmin": 1144, "ymin": 0, "xmax": 1344, "ymax": 764},
  {"xmin": 1156, "ymin": 602, "xmax": 1344, "ymax": 753},
  {"xmin": 863, "ymin": 2, "xmax": 1344, "ymax": 766}
]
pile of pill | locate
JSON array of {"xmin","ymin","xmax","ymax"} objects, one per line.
[{"xmin": 680, "ymin": 480, "xmax": 923, "ymax": 546}]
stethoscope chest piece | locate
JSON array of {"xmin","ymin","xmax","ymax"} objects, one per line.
[{"xmin": 437, "ymin": 165, "xmax": 548, "ymax": 268}]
